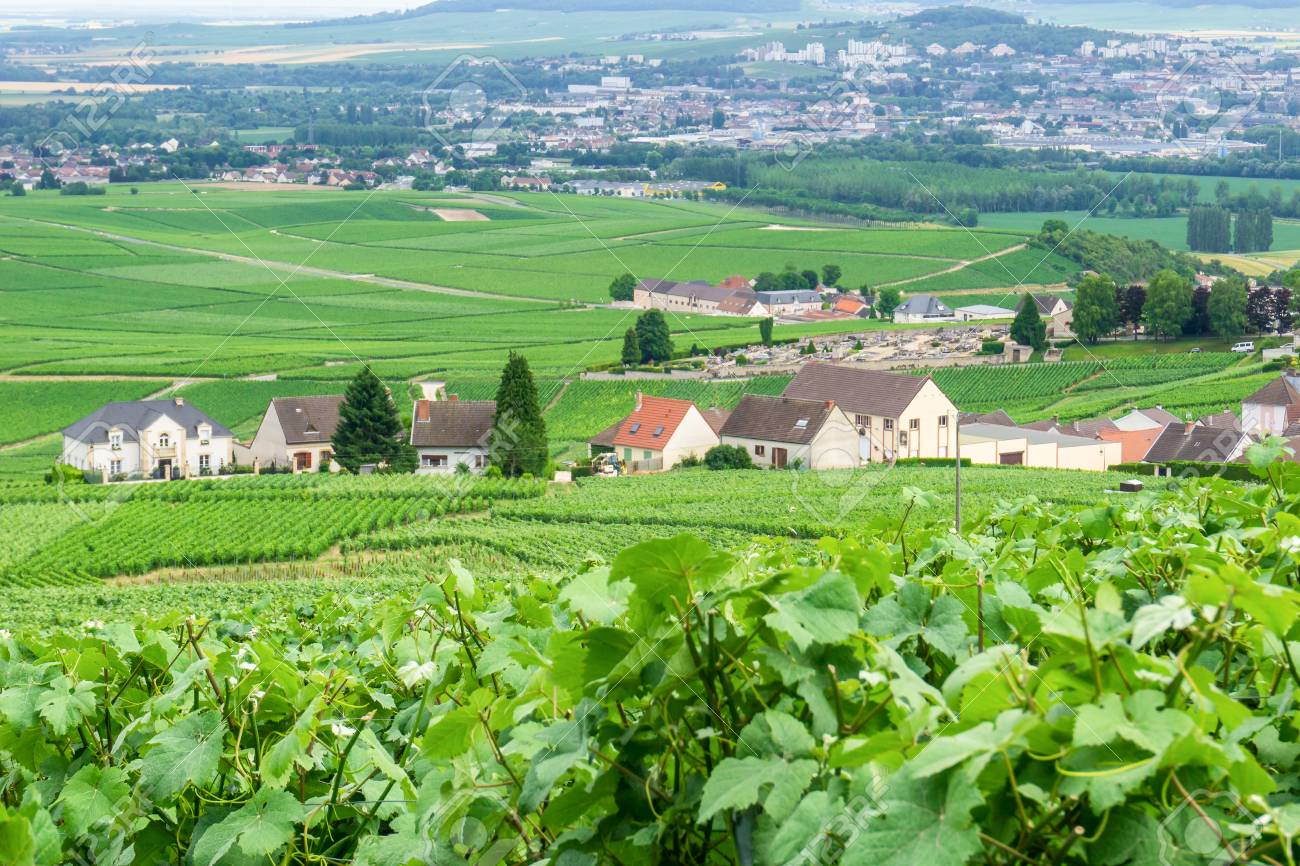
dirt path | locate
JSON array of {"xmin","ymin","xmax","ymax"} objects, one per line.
[
  {"xmin": 13, "ymin": 216, "xmax": 553, "ymax": 305},
  {"xmin": 875, "ymin": 243, "xmax": 1029, "ymax": 289}
]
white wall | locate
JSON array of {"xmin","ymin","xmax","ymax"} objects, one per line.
[
  {"xmin": 807, "ymin": 408, "xmax": 861, "ymax": 469},
  {"xmin": 415, "ymin": 446, "xmax": 490, "ymax": 475},
  {"xmin": 1243, "ymin": 403, "xmax": 1287, "ymax": 436},
  {"xmin": 662, "ymin": 407, "xmax": 721, "ymax": 469}
]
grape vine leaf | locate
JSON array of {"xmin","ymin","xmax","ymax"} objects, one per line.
[
  {"xmin": 762, "ymin": 572, "xmax": 861, "ymax": 651},
  {"xmin": 839, "ymin": 768, "xmax": 983, "ymax": 866},
  {"xmin": 864, "ymin": 583, "xmax": 968, "ymax": 657},
  {"xmin": 139, "ymin": 710, "xmax": 227, "ymax": 799},
  {"xmin": 611, "ymin": 535, "xmax": 734, "ymax": 620},
  {"xmin": 58, "ymin": 764, "xmax": 131, "ymax": 837},
  {"xmin": 35, "ymin": 677, "xmax": 96, "ymax": 736},
  {"xmin": 697, "ymin": 756, "xmax": 818, "ymax": 824},
  {"xmin": 191, "ymin": 789, "xmax": 302, "ymax": 866}
]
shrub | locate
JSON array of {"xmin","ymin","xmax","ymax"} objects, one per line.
[
  {"xmin": 980, "ymin": 340, "xmax": 1005, "ymax": 355},
  {"xmin": 44, "ymin": 463, "xmax": 86, "ymax": 485},
  {"xmin": 704, "ymin": 444, "xmax": 753, "ymax": 470}
]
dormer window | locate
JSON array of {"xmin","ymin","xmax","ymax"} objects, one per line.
[
  {"xmin": 108, "ymin": 430, "xmax": 123, "ymax": 451},
  {"xmin": 158, "ymin": 433, "xmax": 170, "ymax": 448},
  {"xmin": 198, "ymin": 424, "xmax": 211, "ymax": 445}
]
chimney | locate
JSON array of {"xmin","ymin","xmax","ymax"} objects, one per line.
[
  {"xmin": 1184, "ymin": 420, "xmax": 1195, "ymax": 435},
  {"xmin": 416, "ymin": 400, "xmax": 430, "ymax": 422},
  {"xmin": 173, "ymin": 397, "xmax": 184, "ymax": 406},
  {"xmin": 635, "ymin": 390, "xmax": 643, "ymax": 411},
  {"xmin": 826, "ymin": 400, "xmax": 835, "ymax": 409},
  {"xmin": 448, "ymin": 394, "xmax": 458, "ymax": 402}
]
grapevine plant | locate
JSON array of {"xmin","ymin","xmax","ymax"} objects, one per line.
[{"xmin": 2, "ymin": 446, "xmax": 1300, "ymax": 864}]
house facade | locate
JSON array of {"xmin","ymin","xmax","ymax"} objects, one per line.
[
  {"xmin": 1242, "ymin": 375, "xmax": 1300, "ymax": 436},
  {"xmin": 720, "ymin": 395, "xmax": 859, "ymax": 469},
  {"xmin": 1020, "ymin": 294, "xmax": 1074, "ymax": 337},
  {"xmin": 782, "ymin": 362, "xmax": 958, "ymax": 462},
  {"xmin": 608, "ymin": 393, "xmax": 722, "ymax": 472},
  {"xmin": 61, "ymin": 398, "xmax": 234, "ymax": 480},
  {"xmin": 409, "ymin": 399, "xmax": 496, "ymax": 474},
  {"xmin": 246, "ymin": 395, "xmax": 344, "ymax": 472}
]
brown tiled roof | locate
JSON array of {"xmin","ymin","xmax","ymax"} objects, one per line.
[
  {"xmin": 1144, "ymin": 423, "xmax": 1248, "ymax": 463},
  {"xmin": 272, "ymin": 395, "xmax": 344, "ymax": 445},
  {"xmin": 782, "ymin": 362, "xmax": 931, "ymax": 419},
  {"xmin": 612, "ymin": 396, "xmax": 696, "ymax": 451},
  {"xmin": 1068, "ymin": 417, "xmax": 1120, "ymax": 438},
  {"xmin": 720, "ymin": 395, "xmax": 838, "ymax": 445},
  {"xmin": 588, "ymin": 420, "xmax": 622, "ymax": 448},
  {"xmin": 959, "ymin": 409, "xmax": 1018, "ymax": 427},
  {"xmin": 1197, "ymin": 411, "xmax": 1239, "ymax": 430},
  {"xmin": 1139, "ymin": 407, "xmax": 1182, "ymax": 427},
  {"xmin": 1244, "ymin": 376, "xmax": 1300, "ymax": 407},
  {"xmin": 410, "ymin": 400, "xmax": 496, "ymax": 448},
  {"xmin": 716, "ymin": 293, "xmax": 761, "ymax": 315},
  {"xmin": 701, "ymin": 407, "xmax": 731, "ymax": 434}
]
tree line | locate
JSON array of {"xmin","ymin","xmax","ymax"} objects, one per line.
[{"xmin": 1186, "ymin": 205, "xmax": 1273, "ymax": 253}]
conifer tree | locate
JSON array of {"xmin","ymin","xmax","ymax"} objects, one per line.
[
  {"xmin": 490, "ymin": 352, "xmax": 548, "ymax": 478},
  {"xmin": 332, "ymin": 368, "xmax": 405, "ymax": 473}
]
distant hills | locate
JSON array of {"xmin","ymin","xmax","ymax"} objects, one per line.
[{"xmin": 289, "ymin": 0, "xmax": 799, "ymax": 28}]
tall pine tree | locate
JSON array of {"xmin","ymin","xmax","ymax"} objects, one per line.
[
  {"xmin": 635, "ymin": 310, "xmax": 673, "ymax": 363},
  {"xmin": 1011, "ymin": 294, "xmax": 1047, "ymax": 351},
  {"xmin": 621, "ymin": 328, "xmax": 640, "ymax": 366},
  {"xmin": 332, "ymin": 368, "xmax": 406, "ymax": 473},
  {"xmin": 490, "ymin": 352, "xmax": 548, "ymax": 478}
]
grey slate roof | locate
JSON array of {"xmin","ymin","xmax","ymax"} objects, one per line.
[
  {"xmin": 1143, "ymin": 424, "xmax": 1248, "ymax": 463},
  {"xmin": 720, "ymin": 395, "xmax": 837, "ymax": 445},
  {"xmin": 63, "ymin": 400, "xmax": 231, "ymax": 445},
  {"xmin": 410, "ymin": 400, "xmax": 496, "ymax": 448},
  {"xmin": 272, "ymin": 395, "xmax": 344, "ymax": 445},
  {"xmin": 893, "ymin": 294, "xmax": 951, "ymax": 317},
  {"xmin": 756, "ymin": 289, "xmax": 823, "ymax": 305},
  {"xmin": 783, "ymin": 362, "xmax": 932, "ymax": 419},
  {"xmin": 1018, "ymin": 293, "xmax": 1072, "ymax": 316}
]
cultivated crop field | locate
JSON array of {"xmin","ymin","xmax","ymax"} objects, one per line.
[
  {"xmin": 0, "ymin": 183, "xmax": 1077, "ymax": 463},
  {"xmin": 1, "ymin": 461, "xmax": 1291, "ymax": 866}
]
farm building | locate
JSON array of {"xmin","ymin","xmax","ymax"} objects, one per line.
[
  {"xmin": 955, "ymin": 303, "xmax": 1015, "ymax": 321},
  {"xmin": 245, "ymin": 395, "xmax": 344, "ymax": 473},
  {"xmin": 595, "ymin": 393, "xmax": 724, "ymax": 472},
  {"xmin": 959, "ymin": 422, "xmax": 1122, "ymax": 471},
  {"xmin": 782, "ymin": 362, "xmax": 958, "ymax": 462},
  {"xmin": 409, "ymin": 399, "xmax": 496, "ymax": 474},
  {"xmin": 719, "ymin": 395, "xmax": 859, "ymax": 470},
  {"xmin": 61, "ymin": 398, "xmax": 233, "ymax": 481}
]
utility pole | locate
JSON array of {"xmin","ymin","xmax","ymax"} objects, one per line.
[{"xmin": 953, "ymin": 410, "xmax": 962, "ymax": 533}]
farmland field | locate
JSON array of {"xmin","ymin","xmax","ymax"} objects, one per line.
[{"xmin": 0, "ymin": 183, "xmax": 1083, "ymax": 464}]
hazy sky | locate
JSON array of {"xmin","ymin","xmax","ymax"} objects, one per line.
[{"xmin": 4, "ymin": 0, "xmax": 430, "ymax": 22}]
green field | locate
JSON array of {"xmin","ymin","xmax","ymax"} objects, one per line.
[{"xmin": 0, "ymin": 183, "xmax": 1080, "ymax": 463}]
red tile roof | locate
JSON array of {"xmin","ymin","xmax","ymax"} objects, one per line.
[{"xmin": 612, "ymin": 395, "xmax": 695, "ymax": 451}]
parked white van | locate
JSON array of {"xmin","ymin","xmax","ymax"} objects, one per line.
[{"xmin": 1231, "ymin": 341, "xmax": 1255, "ymax": 353}]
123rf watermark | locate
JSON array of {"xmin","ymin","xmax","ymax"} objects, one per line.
[
  {"xmin": 421, "ymin": 55, "xmax": 526, "ymax": 166},
  {"xmin": 36, "ymin": 39, "xmax": 156, "ymax": 168}
]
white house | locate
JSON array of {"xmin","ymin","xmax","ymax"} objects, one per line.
[
  {"xmin": 246, "ymin": 395, "xmax": 344, "ymax": 473},
  {"xmin": 782, "ymin": 362, "xmax": 959, "ymax": 462},
  {"xmin": 602, "ymin": 393, "xmax": 722, "ymax": 472},
  {"xmin": 409, "ymin": 399, "xmax": 496, "ymax": 474},
  {"xmin": 720, "ymin": 395, "xmax": 859, "ymax": 469},
  {"xmin": 1242, "ymin": 375, "xmax": 1300, "ymax": 436},
  {"xmin": 892, "ymin": 295, "xmax": 954, "ymax": 324},
  {"xmin": 61, "ymin": 398, "xmax": 234, "ymax": 480}
]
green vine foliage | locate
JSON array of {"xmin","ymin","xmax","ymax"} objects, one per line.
[{"xmin": 3, "ymin": 445, "xmax": 1300, "ymax": 865}]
